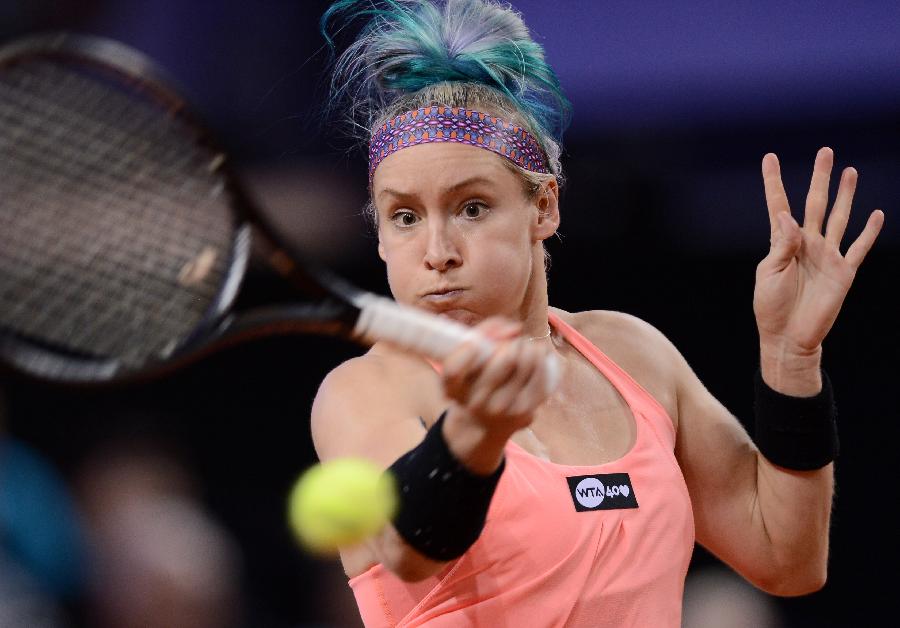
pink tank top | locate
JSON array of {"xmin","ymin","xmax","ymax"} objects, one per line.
[{"xmin": 349, "ymin": 311, "xmax": 695, "ymax": 626}]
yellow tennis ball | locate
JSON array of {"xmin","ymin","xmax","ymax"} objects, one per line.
[{"xmin": 287, "ymin": 458, "xmax": 397, "ymax": 555}]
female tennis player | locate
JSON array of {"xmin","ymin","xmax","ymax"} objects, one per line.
[{"xmin": 311, "ymin": 1, "xmax": 885, "ymax": 625}]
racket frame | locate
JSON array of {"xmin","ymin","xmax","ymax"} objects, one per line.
[{"xmin": 0, "ymin": 32, "xmax": 361, "ymax": 385}]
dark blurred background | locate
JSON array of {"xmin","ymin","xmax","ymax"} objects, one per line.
[{"xmin": 1, "ymin": 1, "xmax": 897, "ymax": 626}]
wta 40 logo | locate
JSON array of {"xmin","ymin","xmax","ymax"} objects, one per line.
[
  {"xmin": 566, "ymin": 473, "xmax": 639, "ymax": 512},
  {"xmin": 574, "ymin": 478, "xmax": 629, "ymax": 508}
]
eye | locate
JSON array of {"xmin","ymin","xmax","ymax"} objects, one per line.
[
  {"xmin": 460, "ymin": 201, "xmax": 489, "ymax": 220},
  {"xmin": 390, "ymin": 210, "xmax": 419, "ymax": 227}
]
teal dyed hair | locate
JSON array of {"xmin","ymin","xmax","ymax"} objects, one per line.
[{"xmin": 321, "ymin": 0, "xmax": 571, "ymax": 176}]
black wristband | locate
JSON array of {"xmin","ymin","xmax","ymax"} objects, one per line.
[
  {"xmin": 753, "ymin": 368, "xmax": 839, "ymax": 470},
  {"xmin": 387, "ymin": 411, "xmax": 505, "ymax": 561}
]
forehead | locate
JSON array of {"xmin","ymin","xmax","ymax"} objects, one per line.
[{"xmin": 372, "ymin": 142, "xmax": 517, "ymax": 197}]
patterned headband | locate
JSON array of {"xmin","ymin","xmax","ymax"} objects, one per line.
[{"xmin": 368, "ymin": 106, "xmax": 549, "ymax": 181}]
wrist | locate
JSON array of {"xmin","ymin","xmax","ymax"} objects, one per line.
[
  {"xmin": 443, "ymin": 405, "xmax": 512, "ymax": 475},
  {"xmin": 759, "ymin": 340, "xmax": 823, "ymax": 396},
  {"xmin": 387, "ymin": 410, "xmax": 506, "ymax": 561},
  {"xmin": 753, "ymin": 368, "xmax": 838, "ymax": 470}
]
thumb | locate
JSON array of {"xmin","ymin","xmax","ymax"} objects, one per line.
[{"xmin": 767, "ymin": 211, "xmax": 802, "ymax": 268}]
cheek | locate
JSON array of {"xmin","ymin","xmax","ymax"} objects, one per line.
[
  {"xmin": 468, "ymin": 228, "xmax": 533, "ymax": 290},
  {"xmin": 380, "ymin": 240, "xmax": 418, "ymax": 298}
]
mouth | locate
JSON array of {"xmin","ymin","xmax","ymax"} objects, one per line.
[{"xmin": 420, "ymin": 287, "xmax": 466, "ymax": 302}]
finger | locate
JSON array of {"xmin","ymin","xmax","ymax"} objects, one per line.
[
  {"xmin": 825, "ymin": 167, "xmax": 858, "ymax": 247},
  {"xmin": 845, "ymin": 209, "xmax": 885, "ymax": 270},
  {"xmin": 803, "ymin": 147, "xmax": 834, "ymax": 234},
  {"xmin": 467, "ymin": 341, "xmax": 521, "ymax": 411},
  {"xmin": 506, "ymin": 346, "xmax": 553, "ymax": 416},
  {"xmin": 762, "ymin": 153, "xmax": 791, "ymax": 239},
  {"xmin": 443, "ymin": 339, "xmax": 492, "ymax": 402},
  {"xmin": 485, "ymin": 343, "xmax": 544, "ymax": 417},
  {"xmin": 444, "ymin": 333, "xmax": 491, "ymax": 373},
  {"xmin": 488, "ymin": 342, "xmax": 547, "ymax": 416},
  {"xmin": 764, "ymin": 211, "xmax": 803, "ymax": 270}
]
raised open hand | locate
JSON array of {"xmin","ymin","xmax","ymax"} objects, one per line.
[{"xmin": 753, "ymin": 147, "xmax": 884, "ymax": 358}]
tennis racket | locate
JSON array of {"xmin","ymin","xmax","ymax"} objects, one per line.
[{"xmin": 0, "ymin": 32, "xmax": 560, "ymax": 387}]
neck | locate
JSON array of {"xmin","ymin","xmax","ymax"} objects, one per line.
[{"xmin": 517, "ymin": 242, "xmax": 551, "ymax": 339}]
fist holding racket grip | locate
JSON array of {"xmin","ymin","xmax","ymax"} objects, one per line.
[{"xmin": 440, "ymin": 317, "xmax": 557, "ymax": 475}]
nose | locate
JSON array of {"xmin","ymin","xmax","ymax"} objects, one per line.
[{"xmin": 423, "ymin": 222, "xmax": 462, "ymax": 271}]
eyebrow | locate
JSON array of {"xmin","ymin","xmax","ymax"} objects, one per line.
[{"xmin": 377, "ymin": 176, "xmax": 494, "ymax": 201}]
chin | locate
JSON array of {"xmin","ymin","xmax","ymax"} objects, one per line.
[{"xmin": 431, "ymin": 308, "xmax": 482, "ymax": 326}]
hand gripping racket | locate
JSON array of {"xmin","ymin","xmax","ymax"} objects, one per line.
[{"xmin": 0, "ymin": 33, "xmax": 561, "ymax": 387}]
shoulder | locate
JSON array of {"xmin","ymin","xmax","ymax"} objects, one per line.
[
  {"xmin": 558, "ymin": 308, "xmax": 667, "ymax": 342},
  {"xmin": 314, "ymin": 350, "xmax": 399, "ymax": 401},
  {"xmin": 313, "ymin": 347, "xmax": 435, "ymax": 418},
  {"xmin": 554, "ymin": 308, "xmax": 681, "ymax": 363},
  {"xmin": 552, "ymin": 308, "xmax": 683, "ymax": 424},
  {"xmin": 311, "ymin": 346, "xmax": 442, "ymax": 464},
  {"xmin": 315, "ymin": 344, "xmax": 434, "ymax": 397}
]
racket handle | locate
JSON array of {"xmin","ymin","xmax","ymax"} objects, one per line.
[{"xmin": 352, "ymin": 294, "xmax": 561, "ymax": 395}]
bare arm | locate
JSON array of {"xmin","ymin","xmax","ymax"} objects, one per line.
[
  {"xmin": 591, "ymin": 312, "xmax": 832, "ymax": 595},
  {"xmin": 673, "ymin": 353, "xmax": 833, "ymax": 596},
  {"xmin": 675, "ymin": 147, "xmax": 883, "ymax": 595},
  {"xmin": 311, "ymin": 354, "xmax": 448, "ymax": 581}
]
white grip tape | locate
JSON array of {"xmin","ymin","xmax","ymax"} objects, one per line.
[{"xmin": 353, "ymin": 294, "xmax": 560, "ymax": 394}]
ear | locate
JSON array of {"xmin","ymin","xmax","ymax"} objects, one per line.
[{"xmin": 532, "ymin": 178, "xmax": 560, "ymax": 241}]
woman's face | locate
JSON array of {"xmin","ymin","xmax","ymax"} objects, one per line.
[{"xmin": 372, "ymin": 142, "xmax": 556, "ymax": 326}]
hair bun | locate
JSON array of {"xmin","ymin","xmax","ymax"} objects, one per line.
[{"xmin": 322, "ymin": 0, "xmax": 570, "ymax": 142}]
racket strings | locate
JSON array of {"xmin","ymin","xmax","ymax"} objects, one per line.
[
  {"xmin": 2, "ymin": 63, "xmax": 224, "ymax": 233},
  {"xmin": 0, "ymin": 59, "xmax": 235, "ymax": 368}
]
